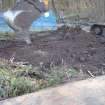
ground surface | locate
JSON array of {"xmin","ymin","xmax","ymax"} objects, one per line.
[
  {"xmin": 1, "ymin": 75, "xmax": 105, "ymax": 105},
  {"xmin": 0, "ymin": 27, "xmax": 105, "ymax": 78},
  {"xmin": 1, "ymin": 26, "xmax": 105, "ymax": 101}
]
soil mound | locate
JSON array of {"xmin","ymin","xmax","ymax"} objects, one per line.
[{"xmin": 0, "ymin": 27, "xmax": 105, "ymax": 77}]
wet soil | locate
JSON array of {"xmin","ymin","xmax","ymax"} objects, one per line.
[{"xmin": 0, "ymin": 27, "xmax": 105, "ymax": 78}]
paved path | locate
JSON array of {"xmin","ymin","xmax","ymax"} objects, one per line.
[{"xmin": 0, "ymin": 76, "xmax": 105, "ymax": 105}]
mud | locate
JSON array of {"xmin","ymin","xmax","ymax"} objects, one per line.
[{"xmin": 0, "ymin": 27, "xmax": 105, "ymax": 77}]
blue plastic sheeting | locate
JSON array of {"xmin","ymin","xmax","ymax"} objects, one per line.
[
  {"xmin": 0, "ymin": 10, "xmax": 57, "ymax": 32},
  {"xmin": 31, "ymin": 10, "xmax": 57, "ymax": 31},
  {"xmin": 0, "ymin": 16, "xmax": 13, "ymax": 32}
]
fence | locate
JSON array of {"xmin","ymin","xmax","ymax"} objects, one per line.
[
  {"xmin": 0, "ymin": 0, "xmax": 16, "ymax": 11},
  {"xmin": 51, "ymin": 0, "xmax": 105, "ymax": 24}
]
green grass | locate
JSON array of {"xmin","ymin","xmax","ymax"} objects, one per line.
[
  {"xmin": 0, "ymin": 58, "xmax": 79, "ymax": 100},
  {"xmin": 0, "ymin": 32, "xmax": 15, "ymax": 40}
]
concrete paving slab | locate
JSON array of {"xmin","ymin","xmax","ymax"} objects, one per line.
[{"xmin": 0, "ymin": 76, "xmax": 105, "ymax": 105}]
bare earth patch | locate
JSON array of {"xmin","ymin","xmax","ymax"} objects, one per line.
[
  {"xmin": 0, "ymin": 27, "xmax": 105, "ymax": 77},
  {"xmin": 0, "ymin": 27, "xmax": 105, "ymax": 100}
]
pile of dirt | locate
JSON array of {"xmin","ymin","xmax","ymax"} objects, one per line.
[{"xmin": 0, "ymin": 27, "xmax": 105, "ymax": 78}]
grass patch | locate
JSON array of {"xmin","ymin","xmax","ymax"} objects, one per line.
[
  {"xmin": 46, "ymin": 66, "xmax": 79, "ymax": 86},
  {"xmin": 0, "ymin": 58, "xmax": 79, "ymax": 100},
  {"xmin": 0, "ymin": 32, "xmax": 15, "ymax": 40}
]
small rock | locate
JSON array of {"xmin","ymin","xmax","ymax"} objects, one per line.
[{"xmin": 79, "ymin": 56, "xmax": 86, "ymax": 62}]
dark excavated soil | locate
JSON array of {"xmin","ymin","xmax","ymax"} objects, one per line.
[{"xmin": 0, "ymin": 27, "xmax": 105, "ymax": 77}]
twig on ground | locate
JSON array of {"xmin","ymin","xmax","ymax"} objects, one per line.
[
  {"xmin": 9, "ymin": 52, "xmax": 16, "ymax": 63},
  {"xmin": 87, "ymin": 70, "xmax": 95, "ymax": 78}
]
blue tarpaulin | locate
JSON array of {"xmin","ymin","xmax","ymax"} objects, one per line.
[
  {"xmin": 0, "ymin": 10, "xmax": 57, "ymax": 32},
  {"xmin": 31, "ymin": 10, "xmax": 57, "ymax": 31}
]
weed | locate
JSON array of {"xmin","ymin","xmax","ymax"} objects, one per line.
[{"xmin": 0, "ymin": 58, "xmax": 79, "ymax": 100}]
